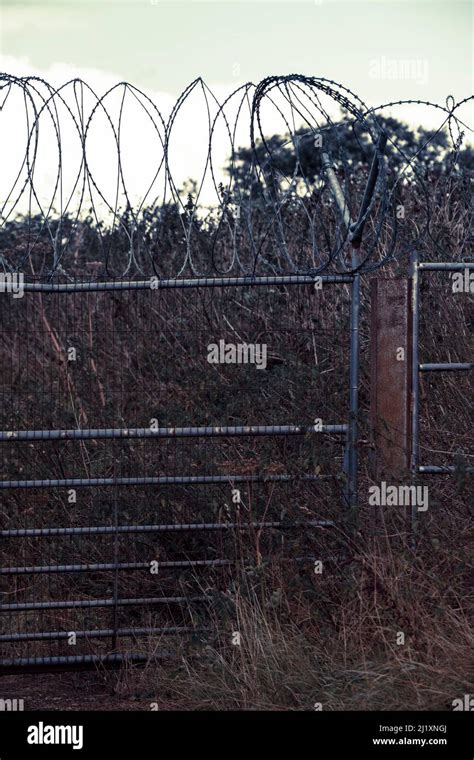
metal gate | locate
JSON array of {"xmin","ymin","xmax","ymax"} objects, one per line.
[
  {"xmin": 0, "ymin": 273, "xmax": 358, "ymax": 672},
  {"xmin": 410, "ymin": 252, "xmax": 474, "ymax": 532}
]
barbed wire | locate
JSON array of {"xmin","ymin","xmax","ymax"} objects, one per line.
[{"xmin": 0, "ymin": 72, "xmax": 472, "ymax": 280}]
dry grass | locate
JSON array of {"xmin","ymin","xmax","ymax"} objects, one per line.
[{"xmin": 112, "ymin": 512, "xmax": 473, "ymax": 711}]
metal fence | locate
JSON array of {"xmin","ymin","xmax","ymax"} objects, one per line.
[
  {"xmin": 0, "ymin": 275, "xmax": 355, "ymax": 671},
  {"xmin": 0, "ymin": 73, "xmax": 472, "ymax": 671},
  {"xmin": 410, "ymin": 255, "xmax": 474, "ymax": 543}
]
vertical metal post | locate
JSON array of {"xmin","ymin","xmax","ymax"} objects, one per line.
[
  {"xmin": 344, "ymin": 131, "xmax": 386, "ymax": 512},
  {"xmin": 410, "ymin": 249, "xmax": 420, "ymax": 545},
  {"xmin": 111, "ymin": 468, "xmax": 119, "ymax": 651},
  {"xmin": 322, "ymin": 135, "xmax": 387, "ymax": 514}
]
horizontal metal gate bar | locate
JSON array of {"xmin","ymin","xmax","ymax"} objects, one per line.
[
  {"xmin": 1, "ymin": 558, "xmax": 237, "ymax": 575},
  {"xmin": 0, "ymin": 653, "xmax": 170, "ymax": 671},
  {"xmin": 0, "ymin": 595, "xmax": 210, "ymax": 613},
  {"xmin": 0, "ymin": 423, "xmax": 348, "ymax": 443},
  {"xmin": 419, "ymin": 363, "xmax": 473, "ymax": 372},
  {"xmin": 418, "ymin": 262, "xmax": 474, "ymax": 271},
  {"xmin": 0, "ymin": 627, "xmax": 211, "ymax": 643},
  {"xmin": 0, "ymin": 472, "xmax": 330, "ymax": 490},
  {"xmin": 418, "ymin": 465, "xmax": 474, "ymax": 474},
  {"xmin": 0, "ymin": 554, "xmax": 326, "ymax": 576},
  {"xmin": 18, "ymin": 273, "xmax": 354, "ymax": 293},
  {"xmin": 0, "ymin": 519, "xmax": 334, "ymax": 538}
]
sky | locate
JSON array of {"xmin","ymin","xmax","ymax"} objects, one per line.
[
  {"xmin": 0, "ymin": 0, "xmax": 472, "ymax": 213},
  {"xmin": 1, "ymin": 0, "xmax": 471, "ymax": 101}
]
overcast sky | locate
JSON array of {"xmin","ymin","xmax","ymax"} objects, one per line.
[
  {"xmin": 1, "ymin": 0, "xmax": 472, "ymax": 103},
  {"xmin": 0, "ymin": 1, "xmax": 472, "ymax": 213}
]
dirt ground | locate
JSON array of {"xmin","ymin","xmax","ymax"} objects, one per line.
[{"xmin": 0, "ymin": 672, "xmax": 145, "ymax": 711}]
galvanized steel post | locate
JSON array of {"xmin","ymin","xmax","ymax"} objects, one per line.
[{"xmin": 410, "ymin": 249, "xmax": 420, "ymax": 545}]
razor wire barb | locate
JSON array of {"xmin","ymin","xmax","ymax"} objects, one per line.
[{"xmin": 0, "ymin": 72, "xmax": 472, "ymax": 280}]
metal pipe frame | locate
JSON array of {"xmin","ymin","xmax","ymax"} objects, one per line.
[
  {"xmin": 0, "ymin": 627, "xmax": 211, "ymax": 643},
  {"xmin": 410, "ymin": 252, "xmax": 473, "ymax": 479},
  {"xmin": 0, "ymin": 518, "xmax": 335, "ymax": 539},
  {"xmin": 418, "ymin": 465, "xmax": 474, "ymax": 474},
  {"xmin": 0, "ymin": 554, "xmax": 325, "ymax": 576},
  {"xmin": 0, "ymin": 472, "xmax": 330, "ymax": 490},
  {"xmin": 321, "ymin": 146, "xmax": 368, "ymax": 512},
  {"xmin": 344, "ymin": 133, "xmax": 387, "ymax": 508},
  {"xmin": 418, "ymin": 262, "xmax": 474, "ymax": 271},
  {"xmin": 0, "ymin": 558, "xmax": 237, "ymax": 575},
  {"xmin": 18, "ymin": 273, "xmax": 354, "ymax": 294},
  {"xmin": 0, "ymin": 595, "xmax": 209, "ymax": 613},
  {"xmin": 0, "ymin": 245, "xmax": 357, "ymax": 671},
  {"xmin": 410, "ymin": 249, "xmax": 421, "ymax": 545},
  {"xmin": 0, "ymin": 423, "xmax": 347, "ymax": 443},
  {"xmin": 0, "ymin": 653, "xmax": 170, "ymax": 673},
  {"xmin": 419, "ymin": 363, "xmax": 473, "ymax": 372}
]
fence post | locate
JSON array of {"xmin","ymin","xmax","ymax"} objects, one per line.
[
  {"xmin": 409, "ymin": 250, "xmax": 420, "ymax": 478},
  {"xmin": 370, "ymin": 277, "xmax": 413, "ymax": 479},
  {"xmin": 346, "ymin": 272, "xmax": 360, "ymax": 513},
  {"xmin": 409, "ymin": 250, "xmax": 421, "ymax": 545}
]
